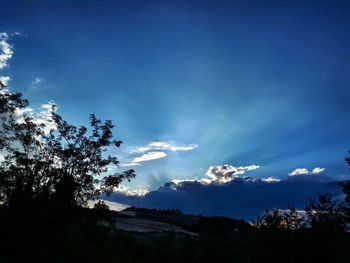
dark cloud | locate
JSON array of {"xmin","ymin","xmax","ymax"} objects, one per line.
[{"xmin": 106, "ymin": 174, "xmax": 343, "ymax": 220}]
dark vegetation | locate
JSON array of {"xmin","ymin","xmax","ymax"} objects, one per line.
[{"xmin": 1, "ymin": 86, "xmax": 350, "ymax": 262}]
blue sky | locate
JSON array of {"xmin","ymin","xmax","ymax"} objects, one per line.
[{"xmin": 1, "ymin": 0, "xmax": 350, "ymax": 200}]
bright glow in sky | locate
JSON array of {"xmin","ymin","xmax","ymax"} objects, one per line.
[{"xmin": 1, "ymin": 0, "xmax": 350, "ymax": 200}]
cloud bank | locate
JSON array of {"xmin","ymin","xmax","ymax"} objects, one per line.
[{"xmin": 106, "ymin": 165, "xmax": 342, "ymax": 220}]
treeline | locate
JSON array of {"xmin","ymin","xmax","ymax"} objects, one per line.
[{"xmin": 254, "ymin": 154, "xmax": 350, "ymax": 233}]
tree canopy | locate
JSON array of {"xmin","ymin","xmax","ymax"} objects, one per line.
[{"xmin": 0, "ymin": 86, "xmax": 135, "ymax": 208}]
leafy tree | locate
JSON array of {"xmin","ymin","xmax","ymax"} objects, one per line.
[
  {"xmin": 0, "ymin": 87, "xmax": 28, "ymax": 149},
  {"xmin": 340, "ymin": 151, "xmax": 350, "ymax": 203},
  {"xmin": 93, "ymin": 200, "xmax": 110, "ymax": 210},
  {"xmin": 305, "ymin": 193, "xmax": 346, "ymax": 231},
  {"xmin": 0, "ymin": 86, "xmax": 135, "ymax": 208},
  {"xmin": 254, "ymin": 208, "xmax": 306, "ymax": 231},
  {"xmin": 254, "ymin": 209, "xmax": 286, "ymax": 230},
  {"xmin": 339, "ymin": 151, "xmax": 350, "ymax": 222}
]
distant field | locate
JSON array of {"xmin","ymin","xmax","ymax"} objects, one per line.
[
  {"xmin": 114, "ymin": 217, "xmax": 198, "ymax": 236},
  {"xmin": 89, "ymin": 200, "xmax": 130, "ymax": 211}
]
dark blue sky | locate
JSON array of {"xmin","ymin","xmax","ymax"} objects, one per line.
[{"xmin": 1, "ymin": 0, "xmax": 350, "ymax": 194}]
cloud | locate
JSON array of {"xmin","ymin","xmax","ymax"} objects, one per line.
[
  {"xmin": 33, "ymin": 78, "xmax": 42, "ymax": 84},
  {"xmin": 121, "ymin": 152, "xmax": 168, "ymax": 166},
  {"xmin": 311, "ymin": 167, "xmax": 326, "ymax": 174},
  {"xmin": 131, "ymin": 141, "xmax": 197, "ymax": 153},
  {"xmin": 132, "ymin": 151, "xmax": 167, "ymax": 163},
  {"xmin": 120, "ymin": 162, "xmax": 141, "ymax": 167},
  {"xmin": 32, "ymin": 102, "xmax": 57, "ymax": 133},
  {"xmin": 122, "ymin": 141, "xmax": 197, "ymax": 167},
  {"xmin": 0, "ymin": 32, "xmax": 13, "ymax": 87},
  {"xmin": 114, "ymin": 185, "xmax": 149, "ymax": 196},
  {"xmin": 171, "ymin": 165, "xmax": 276, "ymax": 185},
  {"xmin": 0, "ymin": 76, "xmax": 10, "ymax": 86},
  {"xmin": 28, "ymin": 77, "xmax": 42, "ymax": 91},
  {"xmin": 0, "ymin": 33, "xmax": 13, "ymax": 70},
  {"xmin": 10, "ymin": 32, "xmax": 27, "ymax": 37},
  {"xmin": 205, "ymin": 164, "xmax": 260, "ymax": 183},
  {"xmin": 289, "ymin": 167, "xmax": 326, "ymax": 176},
  {"xmin": 0, "ymin": 33, "xmax": 56, "ymax": 135},
  {"xmin": 261, "ymin": 177, "xmax": 281, "ymax": 183},
  {"xmin": 107, "ymin": 169, "xmax": 341, "ymax": 220},
  {"xmin": 8, "ymin": 101, "xmax": 57, "ymax": 135}
]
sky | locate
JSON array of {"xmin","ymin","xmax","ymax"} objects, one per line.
[{"xmin": 1, "ymin": 0, "xmax": 350, "ymax": 218}]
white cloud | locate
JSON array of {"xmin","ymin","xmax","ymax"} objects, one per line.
[
  {"xmin": 32, "ymin": 102, "xmax": 57, "ymax": 133},
  {"xmin": 205, "ymin": 164, "xmax": 260, "ymax": 183},
  {"xmin": 172, "ymin": 178, "xmax": 198, "ymax": 185},
  {"xmin": 124, "ymin": 141, "xmax": 197, "ymax": 166},
  {"xmin": 169, "ymin": 164, "xmax": 272, "ymax": 186},
  {"xmin": 288, "ymin": 167, "xmax": 326, "ymax": 176},
  {"xmin": 120, "ymin": 162, "xmax": 141, "ymax": 167},
  {"xmin": 261, "ymin": 177, "xmax": 281, "ymax": 183},
  {"xmin": 0, "ymin": 76, "xmax": 10, "ymax": 86},
  {"xmin": 0, "ymin": 33, "xmax": 13, "ymax": 88},
  {"xmin": 131, "ymin": 141, "xmax": 197, "ymax": 153},
  {"xmin": 114, "ymin": 185, "xmax": 149, "ymax": 196},
  {"xmin": 0, "ymin": 32, "xmax": 13, "ymax": 70},
  {"xmin": 12, "ymin": 101, "xmax": 57, "ymax": 134},
  {"xmin": 312, "ymin": 167, "xmax": 326, "ymax": 174},
  {"xmin": 132, "ymin": 151, "xmax": 167, "ymax": 163},
  {"xmin": 122, "ymin": 151, "xmax": 168, "ymax": 167}
]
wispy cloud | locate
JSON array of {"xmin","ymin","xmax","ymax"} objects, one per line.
[
  {"xmin": 130, "ymin": 141, "xmax": 197, "ymax": 153},
  {"xmin": 288, "ymin": 167, "xmax": 326, "ymax": 176},
  {"xmin": 122, "ymin": 141, "xmax": 197, "ymax": 167},
  {"xmin": 29, "ymin": 77, "xmax": 42, "ymax": 91},
  {"xmin": 133, "ymin": 151, "xmax": 167, "ymax": 162},
  {"xmin": 121, "ymin": 151, "xmax": 168, "ymax": 167}
]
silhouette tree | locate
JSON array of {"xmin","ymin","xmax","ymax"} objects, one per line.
[
  {"xmin": 340, "ymin": 151, "xmax": 350, "ymax": 206},
  {"xmin": 254, "ymin": 208, "xmax": 306, "ymax": 231},
  {"xmin": 0, "ymin": 87, "xmax": 28, "ymax": 149},
  {"xmin": 0, "ymin": 86, "xmax": 135, "ymax": 209},
  {"xmin": 305, "ymin": 193, "xmax": 346, "ymax": 232}
]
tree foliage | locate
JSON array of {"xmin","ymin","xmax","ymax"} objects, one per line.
[
  {"xmin": 0, "ymin": 86, "xmax": 135, "ymax": 208},
  {"xmin": 305, "ymin": 193, "xmax": 346, "ymax": 231},
  {"xmin": 341, "ymin": 151, "xmax": 350, "ymax": 202},
  {"xmin": 254, "ymin": 207, "xmax": 306, "ymax": 231}
]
